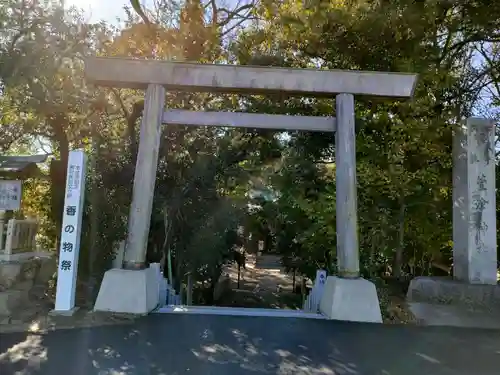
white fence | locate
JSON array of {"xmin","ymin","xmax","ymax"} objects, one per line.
[
  {"xmin": 164, "ymin": 281, "xmax": 181, "ymax": 306},
  {"xmin": 303, "ymin": 269, "xmax": 327, "ymax": 313},
  {"xmin": 0, "ymin": 216, "xmax": 43, "ymax": 261},
  {"xmin": 150, "ymin": 262, "xmax": 182, "ymax": 307},
  {"xmin": 158, "ymin": 264, "xmax": 324, "ymax": 311}
]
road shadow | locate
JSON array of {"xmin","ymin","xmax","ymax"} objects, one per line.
[{"xmin": 1, "ymin": 314, "xmax": 500, "ymax": 374}]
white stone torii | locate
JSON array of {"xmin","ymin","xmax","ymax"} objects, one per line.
[{"xmin": 88, "ymin": 57, "xmax": 417, "ymax": 321}]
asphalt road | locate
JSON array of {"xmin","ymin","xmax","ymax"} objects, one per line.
[{"xmin": 1, "ymin": 314, "xmax": 499, "ymax": 374}]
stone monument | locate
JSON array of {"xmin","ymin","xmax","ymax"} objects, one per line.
[{"xmin": 407, "ymin": 117, "xmax": 499, "ymax": 306}]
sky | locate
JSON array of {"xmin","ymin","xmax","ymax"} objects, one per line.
[
  {"xmin": 65, "ymin": 0, "xmax": 148, "ymax": 24},
  {"xmin": 63, "ymin": 0, "xmax": 496, "ymax": 118}
]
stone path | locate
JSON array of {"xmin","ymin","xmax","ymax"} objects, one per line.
[
  {"xmin": 1, "ymin": 314, "xmax": 500, "ymax": 374},
  {"xmin": 220, "ymin": 254, "xmax": 302, "ymax": 309}
]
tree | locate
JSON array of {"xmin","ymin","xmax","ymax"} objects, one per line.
[
  {"xmin": 228, "ymin": 0, "xmax": 500, "ymax": 281},
  {"xmin": 3, "ymin": 0, "xmax": 499, "ymax": 309}
]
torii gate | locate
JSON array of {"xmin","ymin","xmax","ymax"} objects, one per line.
[{"xmin": 88, "ymin": 57, "xmax": 417, "ymax": 322}]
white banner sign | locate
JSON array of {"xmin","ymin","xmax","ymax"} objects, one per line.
[
  {"xmin": 0, "ymin": 180, "xmax": 22, "ymax": 210},
  {"xmin": 54, "ymin": 150, "xmax": 87, "ymax": 312}
]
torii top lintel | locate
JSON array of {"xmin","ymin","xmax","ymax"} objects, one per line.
[{"xmin": 85, "ymin": 57, "xmax": 418, "ymax": 98}]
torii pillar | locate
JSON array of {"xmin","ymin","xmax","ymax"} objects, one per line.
[{"xmin": 86, "ymin": 57, "xmax": 417, "ymax": 321}]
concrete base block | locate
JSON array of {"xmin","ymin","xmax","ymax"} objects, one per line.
[
  {"xmin": 94, "ymin": 268, "xmax": 160, "ymax": 314},
  {"xmin": 407, "ymin": 276, "xmax": 500, "ymax": 307},
  {"xmin": 319, "ymin": 276, "xmax": 382, "ymax": 323},
  {"xmin": 49, "ymin": 307, "xmax": 80, "ymax": 316},
  {"xmin": 0, "ymin": 289, "xmax": 29, "ymax": 316}
]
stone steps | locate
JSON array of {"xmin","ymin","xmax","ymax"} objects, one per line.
[
  {"xmin": 255, "ymin": 255, "xmax": 282, "ymax": 270},
  {"xmin": 155, "ymin": 305, "xmax": 326, "ymax": 319}
]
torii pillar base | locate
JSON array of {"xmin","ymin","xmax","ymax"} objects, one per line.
[
  {"xmin": 319, "ymin": 276, "xmax": 382, "ymax": 323},
  {"xmin": 94, "ymin": 268, "xmax": 160, "ymax": 314}
]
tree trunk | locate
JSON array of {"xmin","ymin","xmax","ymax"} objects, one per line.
[
  {"xmin": 127, "ymin": 101, "xmax": 144, "ymax": 166},
  {"xmin": 87, "ymin": 136, "xmax": 101, "ymax": 305},
  {"xmin": 369, "ymin": 236, "xmax": 376, "ymax": 279},
  {"xmin": 49, "ymin": 114, "xmax": 70, "ymax": 251},
  {"xmin": 393, "ymin": 199, "xmax": 406, "ymax": 279},
  {"xmin": 205, "ymin": 280, "xmax": 216, "ymax": 305}
]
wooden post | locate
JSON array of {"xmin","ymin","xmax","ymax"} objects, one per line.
[
  {"xmin": 187, "ymin": 273, "xmax": 193, "ymax": 305},
  {"xmin": 0, "ymin": 211, "xmax": 5, "ymax": 251},
  {"xmin": 335, "ymin": 93, "xmax": 359, "ymax": 278},
  {"xmin": 4, "ymin": 219, "xmax": 16, "ymax": 255},
  {"xmin": 237, "ymin": 263, "xmax": 241, "ymax": 289},
  {"xmin": 301, "ymin": 276, "xmax": 306, "ymax": 304},
  {"xmin": 123, "ymin": 84, "xmax": 165, "ymax": 269}
]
